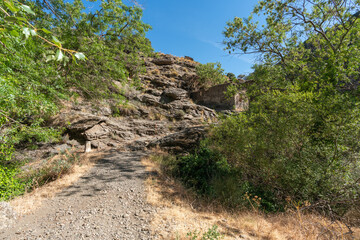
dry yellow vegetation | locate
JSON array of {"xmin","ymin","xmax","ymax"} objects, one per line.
[
  {"xmin": 143, "ymin": 155, "xmax": 360, "ymax": 240},
  {"xmin": 10, "ymin": 151, "xmax": 102, "ymax": 215}
]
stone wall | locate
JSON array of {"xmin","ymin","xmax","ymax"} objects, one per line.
[{"xmin": 190, "ymin": 83, "xmax": 248, "ymax": 111}]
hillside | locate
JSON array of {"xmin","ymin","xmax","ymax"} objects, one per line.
[{"xmin": 2, "ymin": 0, "xmax": 360, "ymax": 239}]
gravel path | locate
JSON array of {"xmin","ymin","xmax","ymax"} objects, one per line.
[{"xmin": 0, "ymin": 150, "xmax": 156, "ymax": 240}]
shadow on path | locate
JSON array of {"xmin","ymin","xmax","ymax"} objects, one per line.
[{"xmin": 57, "ymin": 150, "xmax": 149, "ymax": 198}]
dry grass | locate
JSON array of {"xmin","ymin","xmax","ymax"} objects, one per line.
[
  {"xmin": 150, "ymin": 69, "xmax": 161, "ymax": 76},
  {"xmin": 10, "ymin": 151, "xmax": 103, "ymax": 215},
  {"xmin": 149, "ymin": 111, "xmax": 167, "ymax": 121},
  {"xmin": 142, "ymin": 155, "xmax": 360, "ymax": 240}
]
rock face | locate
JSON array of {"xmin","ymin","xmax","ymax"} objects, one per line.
[
  {"xmin": 191, "ymin": 83, "xmax": 249, "ymax": 111},
  {"xmin": 43, "ymin": 53, "xmax": 245, "ymax": 154},
  {"xmin": 148, "ymin": 126, "xmax": 206, "ymax": 153},
  {"xmin": 162, "ymin": 87, "xmax": 188, "ymax": 101}
]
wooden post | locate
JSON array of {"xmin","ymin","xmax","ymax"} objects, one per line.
[{"xmin": 85, "ymin": 141, "xmax": 91, "ymax": 153}]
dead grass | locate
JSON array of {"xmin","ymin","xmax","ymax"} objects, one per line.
[
  {"xmin": 10, "ymin": 151, "xmax": 103, "ymax": 215},
  {"xmin": 142, "ymin": 154, "xmax": 360, "ymax": 240}
]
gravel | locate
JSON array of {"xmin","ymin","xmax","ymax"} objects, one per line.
[{"xmin": 0, "ymin": 151, "xmax": 156, "ymax": 240}]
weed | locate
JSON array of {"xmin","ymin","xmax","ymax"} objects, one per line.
[{"xmin": 186, "ymin": 225, "xmax": 223, "ymax": 240}]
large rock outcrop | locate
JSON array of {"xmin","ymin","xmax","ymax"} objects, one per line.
[
  {"xmin": 191, "ymin": 83, "xmax": 248, "ymax": 111},
  {"xmin": 37, "ymin": 54, "xmax": 243, "ymax": 155}
]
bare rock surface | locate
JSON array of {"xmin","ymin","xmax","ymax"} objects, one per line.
[
  {"xmin": 148, "ymin": 126, "xmax": 207, "ymax": 153},
  {"xmin": 0, "ymin": 151, "xmax": 156, "ymax": 240}
]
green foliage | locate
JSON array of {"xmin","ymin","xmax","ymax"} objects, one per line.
[
  {"xmin": 0, "ymin": 0, "xmax": 152, "ymax": 200},
  {"xmin": 0, "ymin": 0, "xmax": 84, "ymax": 60},
  {"xmin": 195, "ymin": 62, "xmax": 228, "ymax": 89},
  {"xmin": 186, "ymin": 225, "xmax": 223, "ymax": 240},
  {"xmin": 223, "ymin": 0, "xmax": 360, "ymax": 91},
  {"xmin": 0, "ymin": 165, "xmax": 25, "ymax": 201},
  {"xmin": 29, "ymin": 0, "xmax": 153, "ymax": 98},
  {"xmin": 209, "ymin": 87, "xmax": 360, "ymax": 209},
  {"xmin": 211, "ymin": 0, "xmax": 360, "ymax": 216},
  {"xmin": 0, "ymin": 117, "xmax": 25, "ymax": 200},
  {"xmin": 174, "ymin": 147, "xmax": 231, "ymax": 195}
]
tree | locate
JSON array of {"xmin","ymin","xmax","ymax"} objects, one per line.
[
  {"xmin": 0, "ymin": 0, "xmax": 85, "ymax": 61},
  {"xmin": 224, "ymin": 0, "xmax": 360, "ymax": 92},
  {"xmin": 0, "ymin": 0, "xmax": 152, "ymax": 199},
  {"xmin": 205, "ymin": 0, "xmax": 360, "ymax": 220},
  {"xmin": 30, "ymin": 0, "xmax": 152, "ymax": 94},
  {"xmin": 195, "ymin": 62, "xmax": 228, "ymax": 89}
]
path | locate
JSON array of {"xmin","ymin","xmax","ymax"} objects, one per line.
[{"xmin": 0, "ymin": 150, "xmax": 156, "ymax": 240}]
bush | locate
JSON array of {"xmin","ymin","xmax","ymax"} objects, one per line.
[
  {"xmin": 0, "ymin": 119, "xmax": 25, "ymax": 200},
  {"xmin": 208, "ymin": 87, "xmax": 360, "ymax": 214},
  {"xmin": 152, "ymin": 147, "xmax": 281, "ymax": 210},
  {"xmin": 0, "ymin": 165, "xmax": 25, "ymax": 201},
  {"xmin": 174, "ymin": 147, "xmax": 231, "ymax": 195},
  {"xmin": 195, "ymin": 62, "xmax": 228, "ymax": 89},
  {"xmin": 186, "ymin": 225, "xmax": 223, "ymax": 240}
]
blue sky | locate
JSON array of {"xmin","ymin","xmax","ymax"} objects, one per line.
[{"xmin": 138, "ymin": 0, "xmax": 259, "ymax": 76}]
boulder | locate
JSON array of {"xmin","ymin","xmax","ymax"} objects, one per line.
[
  {"xmin": 184, "ymin": 56, "xmax": 194, "ymax": 61},
  {"xmin": 152, "ymin": 57, "xmax": 174, "ymax": 66},
  {"xmin": 140, "ymin": 94, "xmax": 161, "ymax": 106},
  {"xmin": 150, "ymin": 77, "xmax": 177, "ymax": 88},
  {"xmin": 162, "ymin": 87, "xmax": 188, "ymax": 101},
  {"xmin": 145, "ymin": 89, "xmax": 162, "ymax": 96},
  {"xmin": 147, "ymin": 126, "xmax": 206, "ymax": 153},
  {"xmin": 84, "ymin": 122, "xmax": 110, "ymax": 140}
]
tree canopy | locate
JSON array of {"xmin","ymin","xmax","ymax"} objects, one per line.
[{"xmin": 224, "ymin": 0, "xmax": 360, "ymax": 92}]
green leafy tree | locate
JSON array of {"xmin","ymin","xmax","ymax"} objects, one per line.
[
  {"xmin": 29, "ymin": 0, "xmax": 152, "ymax": 97},
  {"xmin": 0, "ymin": 0, "xmax": 85, "ymax": 60},
  {"xmin": 200, "ymin": 0, "xmax": 360, "ymax": 218},
  {"xmin": 195, "ymin": 62, "xmax": 228, "ymax": 89},
  {"xmin": 0, "ymin": 0, "xmax": 152, "ymax": 199},
  {"xmin": 223, "ymin": 0, "xmax": 360, "ymax": 92}
]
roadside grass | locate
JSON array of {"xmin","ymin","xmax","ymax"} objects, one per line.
[
  {"xmin": 10, "ymin": 151, "xmax": 103, "ymax": 214},
  {"xmin": 143, "ymin": 152, "xmax": 360, "ymax": 240}
]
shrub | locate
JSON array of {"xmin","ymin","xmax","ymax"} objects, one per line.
[
  {"xmin": 0, "ymin": 165, "xmax": 25, "ymax": 201},
  {"xmin": 174, "ymin": 146, "xmax": 231, "ymax": 195},
  {"xmin": 0, "ymin": 118, "xmax": 25, "ymax": 200},
  {"xmin": 186, "ymin": 225, "xmax": 223, "ymax": 240},
  {"xmin": 195, "ymin": 62, "xmax": 228, "ymax": 89},
  {"xmin": 208, "ymin": 88, "xmax": 360, "ymax": 214}
]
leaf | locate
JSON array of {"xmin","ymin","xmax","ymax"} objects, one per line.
[
  {"xmin": 20, "ymin": 5, "xmax": 36, "ymax": 15},
  {"xmin": 15, "ymin": 17, "xmax": 27, "ymax": 22},
  {"xmin": 9, "ymin": 30, "xmax": 19, "ymax": 37},
  {"xmin": 51, "ymin": 36, "xmax": 62, "ymax": 48},
  {"xmin": 22, "ymin": 27, "xmax": 30, "ymax": 39},
  {"xmin": 45, "ymin": 55, "xmax": 55, "ymax": 62},
  {"xmin": 30, "ymin": 29, "xmax": 37, "ymax": 36},
  {"xmin": 74, "ymin": 52, "xmax": 86, "ymax": 60},
  {"xmin": 4, "ymin": 0, "xmax": 19, "ymax": 13},
  {"xmin": 71, "ymin": 54, "xmax": 77, "ymax": 64},
  {"xmin": 55, "ymin": 50, "xmax": 64, "ymax": 61},
  {"xmin": 4, "ymin": 16, "xmax": 18, "ymax": 23},
  {"xmin": 40, "ymin": 28, "xmax": 52, "ymax": 34}
]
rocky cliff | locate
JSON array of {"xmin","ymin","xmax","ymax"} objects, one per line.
[{"xmin": 16, "ymin": 54, "xmax": 233, "ymax": 162}]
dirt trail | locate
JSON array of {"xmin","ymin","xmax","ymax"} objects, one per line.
[{"xmin": 0, "ymin": 150, "xmax": 156, "ymax": 240}]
